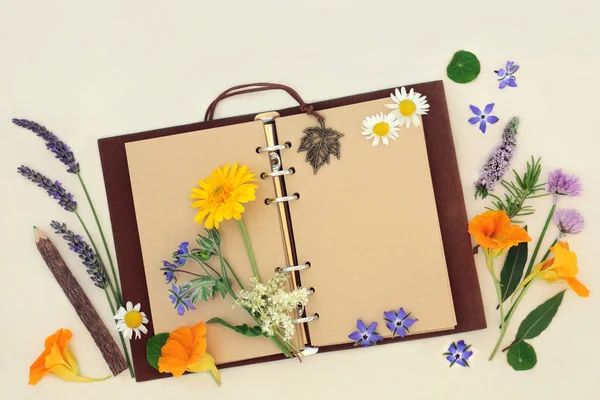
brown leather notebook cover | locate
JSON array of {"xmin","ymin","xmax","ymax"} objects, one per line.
[{"xmin": 98, "ymin": 80, "xmax": 486, "ymax": 382}]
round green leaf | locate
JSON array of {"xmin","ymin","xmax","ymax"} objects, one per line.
[
  {"xmin": 507, "ymin": 341, "xmax": 537, "ymax": 371},
  {"xmin": 146, "ymin": 333, "xmax": 170, "ymax": 370},
  {"xmin": 446, "ymin": 50, "xmax": 481, "ymax": 84}
]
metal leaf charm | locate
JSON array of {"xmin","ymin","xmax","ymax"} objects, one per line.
[{"xmin": 297, "ymin": 125, "xmax": 344, "ymax": 174}]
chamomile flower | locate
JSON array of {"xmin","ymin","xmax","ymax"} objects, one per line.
[
  {"xmin": 114, "ymin": 301, "xmax": 149, "ymax": 340},
  {"xmin": 385, "ymin": 87, "xmax": 430, "ymax": 128},
  {"xmin": 361, "ymin": 112, "xmax": 400, "ymax": 146}
]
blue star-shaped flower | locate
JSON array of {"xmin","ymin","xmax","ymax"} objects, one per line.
[
  {"xmin": 468, "ymin": 103, "xmax": 499, "ymax": 134},
  {"xmin": 348, "ymin": 319, "xmax": 383, "ymax": 347},
  {"xmin": 383, "ymin": 308, "xmax": 418, "ymax": 338}
]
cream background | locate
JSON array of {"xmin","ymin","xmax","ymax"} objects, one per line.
[{"xmin": 0, "ymin": 0, "xmax": 598, "ymax": 399}]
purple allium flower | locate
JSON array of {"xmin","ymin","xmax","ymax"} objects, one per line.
[
  {"xmin": 173, "ymin": 242, "xmax": 189, "ymax": 266},
  {"xmin": 12, "ymin": 119, "xmax": 80, "ymax": 174},
  {"xmin": 383, "ymin": 308, "xmax": 418, "ymax": 338},
  {"xmin": 547, "ymin": 169, "xmax": 583, "ymax": 198},
  {"xmin": 348, "ymin": 319, "xmax": 383, "ymax": 347},
  {"xmin": 50, "ymin": 221, "xmax": 109, "ymax": 289},
  {"xmin": 469, "ymin": 103, "xmax": 499, "ymax": 134},
  {"xmin": 495, "ymin": 61, "xmax": 519, "ymax": 89},
  {"xmin": 474, "ymin": 117, "xmax": 519, "ymax": 199},
  {"xmin": 18, "ymin": 166, "xmax": 77, "ymax": 211},
  {"xmin": 443, "ymin": 340, "xmax": 473, "ymax": 367},
  {"xmin": 168, "ymin": 283, "xmax": 196, "ymax": 316},
  {"xmin": 161, "ymin": 261, "xmax": 178, "ymax": 283},
  {"xmin": 553, "ymin": 209, "xmax": 585, "ymax": 236}
]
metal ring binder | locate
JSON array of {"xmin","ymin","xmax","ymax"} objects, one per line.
[
  {"xmin": 292, "ymin": 314, "xmax": 319, "ymax": 324},
  {"xmin": 275, "ymin": 262, "xmax": 310, "ymax": 273},
  {"xmin": 265, "ymin": 193, "xmax": 299, "ymax": 205},
  {"xmin": 261, "ymin": 168, "xmax": 295, "ymax": 179},
  {"xmin": 256, "ymin": 143, "xmax": 290, "ymax": 153}
]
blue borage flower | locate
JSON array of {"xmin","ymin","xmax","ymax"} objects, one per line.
[
  {"xmin": 168, "ymin": 283, "xmax": 196, "ymax": 316},
  {"xmin": 383, "ymin": 308, "xmax": 417, "ymax": 338},
  {"xmin": 161, "ymin": 261, "xmax": 179, "ymax": 284},
  {"xmin": 468, "ymin": 104, "xmax": 499, "ymax": 134},
  {"xmin": 495, "ymin": 61, "xmax": 519, "ymax": 89},
  {"xmin": 173, "ymin": 241, "xmax": 189, "ymax": 266},
  {"xmin": 348, "ymin": 319, "xmax": 383, "ymax": 347},
  {"xmin": 443, "ymin": 340, "xmax": 473, "ymax": 367}
]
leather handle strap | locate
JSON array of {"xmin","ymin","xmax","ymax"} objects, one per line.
[{"xmin": 204, "ymin": 82, "xmax": 324, "ymax": 123}]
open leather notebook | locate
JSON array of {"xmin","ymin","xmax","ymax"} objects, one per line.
[{"xmin": 98, "ymin": 80, "xmax": 485, "ymax": 382}]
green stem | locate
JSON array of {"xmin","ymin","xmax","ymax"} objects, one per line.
[
  {"xmin": 104, "ymin": 290, "xmax": 134, "ymax": 378},
  {"xmin": 496, "ymin": 283, "xmax": 533, "ymax": 355},
  {"xmin": 523, "ymin": 204, "xmax": 556, "ymax": 277},
  {"xmin": 487, "ymin": 255, "xmax": 505, "ymax": 361},
  {"xmin": 237, "ymin": 218, "xmax": 260, "ymax": 281},
  {"xmin": 77, "ymin": 173, "xmax": 123, "ymax": 305},
  {"xmin": 224, "ymin": 258, "xmax": 244, "ymax": 290},
  {"xmin": 76, "ymin": 211, "xmax": 120, "ymax": 305}
]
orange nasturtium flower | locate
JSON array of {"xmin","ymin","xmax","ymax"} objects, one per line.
[
  {"xmin": 29, "ymin": 329, "xmax": 109, "ymax": 385},
  {"xmin": 519, "ymin": 242, "xmax": 590, "ymax": 297},
  {"xmin": 190, "ymin": 163, "xmax": 257, "ymax": 230},
  {"xmin": 468, "ymin": 210, "xmax": 531, "ymax": 255},
  {"xmin": 158, "ymin": 321, "xmax": 220, "ymax": 385}
]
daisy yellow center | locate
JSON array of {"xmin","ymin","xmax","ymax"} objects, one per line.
[
  {"xmin": 372, "ymin": 122, "xmax": 390, "ymax": 137},
  {"xmin": 210, "ymin": 183, "xmax": 234, "ymax": 205},
  {"xmin": 124, "ymin": 311, "xmax": 142, "ymax": 328},
  {"xmin": 399, "ymin": 99, "xmax": 417, "ymax": 116}
]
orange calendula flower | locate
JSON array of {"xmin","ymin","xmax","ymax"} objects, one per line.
[
  {"xmin": 158, "ymin": 322, "xmax": 220, "ymax": 385},
  {"xmin": 468, "ymin": 210, "xmax": 531, "ymax": 254},
  {"xmin": 190, "ymin": 163, "xmax": 257, "ymax": 229},
  {"xmin": 29, "ymin": 329, "xmax": 109, "ymax": 385},
  {"xmin": 519, "ymin": 242, "xmax": 589, "ymax": 297}
]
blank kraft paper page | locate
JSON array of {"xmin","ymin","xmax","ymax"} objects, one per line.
[{"xmin": 275, "ymin": 97, "xmax": 457, "ymax": 347}]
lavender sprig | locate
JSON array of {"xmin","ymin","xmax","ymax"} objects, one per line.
[
  {"xmin": 474, "ymin": 117, "xmax": 520, "ymax": 199},
  {"xmin": 17, "ymin": 166, "xmax": 77, "ymax": 212},
  {"xmin": 50, "ymin": 221, "xmax": 109, "ymax": 289},
  {"xmin": 12, "ymin": 119, "xmax": 80, "ymax": 174}
]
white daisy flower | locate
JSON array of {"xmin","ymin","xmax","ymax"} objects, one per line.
[
  {"xmin": 114, "ymin": 301, "xmax": 149, "ymax": 340},
  {"xmin": 361, "ymin": 112, "xmax": 401, "ymax": 146},
  {"xmin": 385, "ymin": 87, "xmax": 430, "ymax": 128}
]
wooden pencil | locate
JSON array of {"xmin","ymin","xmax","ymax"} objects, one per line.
[{"xmin": 34, "ymin": 227, "xmax": 128, "ymax": 376}]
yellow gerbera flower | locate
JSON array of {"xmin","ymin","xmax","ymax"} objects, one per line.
[{"xmin": 190, "ymin": 163, "xmax": 257, "ymax": 229}]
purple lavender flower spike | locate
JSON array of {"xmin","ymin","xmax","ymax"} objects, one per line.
[
  {"xmin": 17, "ymin": 166, "xmax": 78, "ymax": 211},
  {"xmin": 468, "ymin": 103, "xmax": 499, "ymax": 133},
  {"xmin": 443, "ymin": 340, "xmax": 473, "ymax": 367},
  {"xmin": 12, "ymin": 119, "xmax": 80, "ymax": 174},
  {"xmin": 348, "ymin": 319, "xmax": 383, "ymax": 347},
  {"xmin": 547, "ymin": 169, "xmax": 583, "ymax": 200},
  {"xmin": 383, "ymin": 308, "xmax": 418, "ymax": 338},
  {"xmin": 474, "ymin": 117, "xmax": 519, "ymax": 199},
  {"xmin": 553, "ymin": 209, "xmax": 585, "ymax": 237},
  {"xmin": 495, "ymin": 61, "xmax": 519, "ymax": 89},
  {"xmin": 50, "ymin": 221, "xmax": 109, "ymax": 288},
  {"xmin": 168, "ymin": 283, "xmax": 196, "ymax": 316}
]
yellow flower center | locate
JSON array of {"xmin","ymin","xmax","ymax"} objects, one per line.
[
  {"xmin": 399, "ymin": 99, "xmax": 417, "ymax": 116},
  {"xmin": 372, "ymin": 122, "xmax": 390, "ymax": 137},
  {"xmin": 211, "ymin": 183, "xmax": 234, "ymax": 205},
  {"xmin": 124, "ymin": 311, "xmax": 142, "ymax": 328}
]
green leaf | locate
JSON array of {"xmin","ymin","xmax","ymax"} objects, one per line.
[
  {"xmin": 446, "ymin": 50, "xmax": 481, "ymax": 84},
  {"xmin": 207, "ymin": 317, "xmax": 264, "ymax": 337},
  {"xmin": 500, "ymin": 227, "xmax": 528, "ymax": 302},
  {"xmin": 516, "ymin": 291, "xmax": 566, "ymax": 341},
  {"xmin": 507, "ymin": 341, "xmax": 537, "ymax": 371},
  {"xmin": 146, "ymin": 333, "xmax": 170, "ymax": 370},
  {"xmin": 189, "ymin": 275, "xmax": 217, "ymax": 303}
]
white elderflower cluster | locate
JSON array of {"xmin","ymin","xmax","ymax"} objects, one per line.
[{"xmin": 234, "ymin": 273, "xmax": 310, "ymax": 342}]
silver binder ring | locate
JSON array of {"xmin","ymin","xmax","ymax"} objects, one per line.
[
  {"xmin": 276, "ymin": 262, "xmax": 310, "ymax": 273},
  {"xmin": 261, "ymin": 168, "xmax": 295, "ymax": 179},
  {"xmin": 265, "ymin": 193, "xmax": 299, "ymax": 205},
  {"xmin": 256, "ymin": 143, "xmax": 290, "ymax": 153},
  {"xmin": 292, "ymin": 314, "xmax": 319, "ymax": 324}
]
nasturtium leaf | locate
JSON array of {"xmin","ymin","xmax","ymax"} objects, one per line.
[
  {"xmin": 146, "ymin": 333, "xmax": 170, "ymax": 370},
  {"xmin": 516, "ymin": 290, "xmax": 566, "ymax": 341},
  {"xmin": 447, "ymin": 50, "xmax": 481, "ymax": 84},
  {"xmin": 507, "ymin": 341, "xmax": 537, "ymax": 371},
  {"xmin": 207, "ymin": 317, "xmax": 263, "ymax": 337},
  {"xmin": 500, "ymin": 228, "xmax": 528, "ymax": 302}
]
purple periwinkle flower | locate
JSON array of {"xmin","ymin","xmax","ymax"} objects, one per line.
[
  {"xmin": 12, "ymin": 119, "xmax": 80, "ymax": 174},
  {"xmin": 495, "ymin": 61, "xmax": 519, "ymax": 89},
  {"xmin": 443, "ymin": 340, "xmax": 473, "ymax": 367},
  {"xmin": 546, "ymin": 169, "xmax": 583, "ymax": 199},
  {"xmin": 469, "ymin": 104, "xmax": 499, "ymax": 134},
  {"xmin": 383, "ymin": 308, "xmax": 418, "ymax": 338},
  {"xmin": 348, "ymin": 319, "xmax": 383, "ymax": 347},
  {"xmin": 474, "ymin": 117, "xmax": 519, "ymax": 199},
  {"xmin": 50, "ymin": 221, "xmax": 109, "ymax": 288},
  {"xmin": 18, "ymin": 166, "xmax": 77, "ymax": 211},
  {"xmin": 173, "ymin": 242, "xmax": 189, "ymax": 266},
  {"xmin": 553, "ymin": 209, "xmax": 585, "ymax": 237},
  {"xmin": 168, "ymin": 283, "xmax": 196, "ymax": 316}
]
